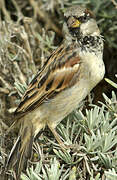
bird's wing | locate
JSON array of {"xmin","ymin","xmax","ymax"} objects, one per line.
[{"xmin": 15, "ymin": 43, "xmax": 81, "ymax": 117}]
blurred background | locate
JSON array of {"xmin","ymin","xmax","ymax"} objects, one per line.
[{"xmin": 0, "ymin": 0, "xmax": 117, "ymax": 179}]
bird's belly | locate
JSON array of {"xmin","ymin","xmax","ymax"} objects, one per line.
[
  {"xmin": 29, "ymin": 78, "xmax": 89, "ymax": 135},
  {"xmin": 42, "ymin": 79, "xmax": 90, "ymax": 128}
]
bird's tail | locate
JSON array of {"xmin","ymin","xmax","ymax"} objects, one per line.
[{"xmin": 6, "ymin": 123, "xmax": 34, "ymax": 179}]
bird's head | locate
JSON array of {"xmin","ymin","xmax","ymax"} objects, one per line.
[{"xmin": 63, "ymin": 6, "xmax": 100, "ymax": 40}]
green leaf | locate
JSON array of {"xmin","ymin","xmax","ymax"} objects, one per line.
[{"xmin": 105, "ymin": 78, "xmax": 117, "ymax": 89}]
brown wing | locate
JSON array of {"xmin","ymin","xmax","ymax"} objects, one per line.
[{"xmin": 15, "ymin": 43, "xmax": 81, "ymax": 116}]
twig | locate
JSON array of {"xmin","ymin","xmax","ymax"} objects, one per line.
[
  {"xmin": 111, "ymin": 0, "xmax": 117, "ymax": 9},
  {"xmin": 0, "ymin": 88, "xmax": 9, "ymax": 94},
  {"xmin": 6, "ymin": 39, "xmax": 28, "ymax": 57},
  {"xmin": 0, "ymin": 0, "xmax": 11, "ymax": 21},
  {"xmin": 29, "ymin": 0, "xmax": 62, "ymax": 36},
  {"xmin": 13, "ymin": 61, "xmax": 26, "ymax": 84},
  {"xmin": 0, "ymin": 76, "xmax": 12, "ymax": 90},
  {"xmin": 11, "ymin": 0, "xmax": 24, "ymax": 21},
  {"xmin": 0, "ymin": 121, "xmax": 8, "ymax": 130},
  {"xmin": 20, "ymin": 26, "xmax": 36, "ymax": 73}
]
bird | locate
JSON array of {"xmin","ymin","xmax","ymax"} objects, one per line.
[{"xmin": 6, "ymin": 5, "xmax": 105, "ymax": 179}]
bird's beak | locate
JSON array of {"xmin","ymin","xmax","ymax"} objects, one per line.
[{"xmin": 71, "ymin": 19, "xmax": 81, "ymax": 28}]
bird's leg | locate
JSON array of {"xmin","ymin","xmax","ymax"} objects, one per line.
[{"xmin": 48, "ymin": 126, "xmax": 68, "ymax": 150}]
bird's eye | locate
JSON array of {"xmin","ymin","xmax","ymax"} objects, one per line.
[
  {"xmin": 83, "ymin": 15, "xmax": 87, "ymax": 21},
  {"xmin": 78, "ymin": 15, "xmax": 88, "ymax": 22}
]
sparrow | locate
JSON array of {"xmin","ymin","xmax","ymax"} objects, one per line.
[{"xmin": 6, "ymin": 5, "xmax": 105, "ymax": 179}]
